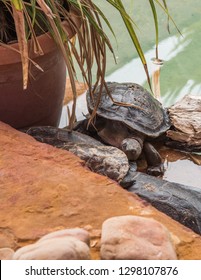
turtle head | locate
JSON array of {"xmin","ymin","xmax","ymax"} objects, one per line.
[{"xmin": 121, "ymin": 138, "xmax": 142, "ymax": 161}]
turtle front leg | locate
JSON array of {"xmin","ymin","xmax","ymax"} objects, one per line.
[
  {"xmin": 121, "ymin": 138, "xmax": 143, "ymax": 160},
  {"xmin": 143, "ymin": 142, "xmax": 164, "ymax": 176}
]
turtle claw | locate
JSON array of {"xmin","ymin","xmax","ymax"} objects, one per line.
[
  {"xmin": 143, "ymin": 142, "xmax": 165, "ymax": 176},
  {"xmin": 147, "ymin": 164, "xmax": 164, "ymax": 177}
]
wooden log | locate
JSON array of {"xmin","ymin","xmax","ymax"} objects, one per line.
[{"xmin": 167, "ymin": 95, "xmax": 201, "ymax": 151}]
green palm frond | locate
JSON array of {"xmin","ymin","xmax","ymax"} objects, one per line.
[
  {"xmin": 149, "ymin": 0, "xmax": 159, "ymax": 59},
  {"xmin": 154, "ymin": 0, "xmax": 181, "ymax": 35}
]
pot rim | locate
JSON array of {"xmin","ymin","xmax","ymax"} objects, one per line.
[
  {"xmin": 0, "ymin": 8, "xmax": 82, "ymax": 66},
  {"xmin": 0, "ymin": 33, "xmax": 58, "ymax": 66}
]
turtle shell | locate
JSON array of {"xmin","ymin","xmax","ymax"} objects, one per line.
[{"xmin": 87, "ymin": 82, "xmax": 170, "ymax": 138}]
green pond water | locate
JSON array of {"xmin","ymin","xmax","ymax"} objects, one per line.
[{"xmin": 94, "ymin": 0, "xmax": 201, "ymax": 106}]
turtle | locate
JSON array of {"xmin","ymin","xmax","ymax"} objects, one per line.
[{"xmin": 86, "ymin": 82, "xmax": 171, "ymax": 176}]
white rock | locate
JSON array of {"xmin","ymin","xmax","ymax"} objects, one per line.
[
  {"xmin": 13, "ymin": 236, "xmax": 90, "ymax": 260},
  {"xmin": 13, "ymin": 228, "xmax": 91, "ymax": 260},
  {"xmin": 0, "ymin": 248, "xmax": 14, "ymax": 260},
  {"xmin": 38, "ymin": 228, "xmax": 90, "ymax": 245},
  {"xmin": 101, "ymin": 215, "xmax": 177, "ymax": 260}
]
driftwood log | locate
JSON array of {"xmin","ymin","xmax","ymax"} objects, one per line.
[
  {"xmin": 166, "ymin": 95, "xmax": 201, "ymax": 152},
  {"xmin": 128, "ymin": 172, "xmax": 201, "ymax": 235}
]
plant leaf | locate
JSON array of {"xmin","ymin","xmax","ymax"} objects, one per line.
[
  {"xmin": 162, "ymin": 0, "xmax": 170, "ymax": 33},
  {"xmin": 11, "ymin": 1, "xmax": 29, "ymax": 89},
  {"xmin": 107, "ymin": 0, "xmax": 152, "ymax": 89},
  {"xmin": 154, "ymin": 0, "xmax": 182, "ymax": 35},
  {"xmin": 149, "ymin": 0, "xmax": 159, "ymax": 59}
]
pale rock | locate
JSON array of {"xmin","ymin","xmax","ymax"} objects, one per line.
[
  {"xmin": 0, "ymin": 248, "xmax": 14, "ymax": 260},
  {"xmin": 13, "ymin": 236, "xmax": 90, "ymax": 260},
  {"xmin": 101, "ymin": 215, "xmax": 177, "ymax": 260},
  {"xmin": 38, "ymin": 228, "xmax": 90, "ymax": 246}
]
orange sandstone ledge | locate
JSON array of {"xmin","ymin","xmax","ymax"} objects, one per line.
[{"xmin": 0, "ymin": 121, "xmax": 201, "ymax": 260}]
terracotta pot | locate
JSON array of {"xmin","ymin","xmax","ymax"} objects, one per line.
[{"xmin": 0, "ymin": 10, "xmax": 82, "ymax": 129}]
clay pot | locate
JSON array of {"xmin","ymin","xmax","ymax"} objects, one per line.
[{"xmin": 0, "ymin": 10, "xmax": 81, "ymax": 129}]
